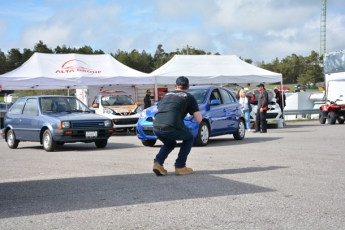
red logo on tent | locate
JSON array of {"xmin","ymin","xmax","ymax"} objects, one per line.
[{"xmin": 56, "ymin": 59, "xmax": 101, "ymax": 75}]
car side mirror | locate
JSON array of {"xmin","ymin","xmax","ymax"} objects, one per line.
[
  {"xmin": 92, "ymin": 103, "xmax": 99, "ymax": 108},
  {"xmin": 210, "ymin": 99, "xmax": 220, "ymax": 105}
]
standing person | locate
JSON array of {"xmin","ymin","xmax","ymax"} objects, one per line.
[
  {"xmin": 144, "ymin": 89, "xmax": 152, "ymax": 109},
  {"xmin": 253, "ymin": 83, "xmax": 269, "ymax": 133},
  {"xmin": 274, "ymin": 88, "xmax": 286, "ymax": 111},
  {"xmin": 152, "ymin": 76, "xmax": 202, "ymax": 176},
  {"xmin": 237, "ymin": 89, "xmax": 253, "ymax": 131}
]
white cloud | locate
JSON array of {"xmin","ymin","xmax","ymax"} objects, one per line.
[
  {"xmin": 1, "ymin": 0, "xmax": 345, "ymax": 64},
  {"xmin": 0, "ymin": 19, "xmax": 7, "ymax": 39}
]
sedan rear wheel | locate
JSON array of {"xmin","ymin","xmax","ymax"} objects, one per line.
[
  {"xmin": 43, "ymin": 130, "xmax": 56, "ymax": 152},
  {"xmin": 7, "ymin": 129, "xmax": 19, "ymax": 149}
]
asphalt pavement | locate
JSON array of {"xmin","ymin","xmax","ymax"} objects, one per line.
[{"xmin": 0, "ymin": 120, "xmax": 344, "ymax": 229}]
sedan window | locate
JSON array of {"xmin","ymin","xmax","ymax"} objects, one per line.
[
  {"xmin": 23, "ymin": 99, "xmax": 38, "ymax": 116},
  {"xmin": 210, "ymin": 90, "xmax": 222, "ymax": 104},
  {"xmin": 219, "ymin": 88, "xmax": 235, "ymax": 104},
  {"xmin": 8, "ymin": 98, "xmax": 26, "ymax": 115}
]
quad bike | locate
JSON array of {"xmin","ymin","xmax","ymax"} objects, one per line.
[{"xmin": 319, "ymin": 98, "xmax": 345, "ymax": 124}]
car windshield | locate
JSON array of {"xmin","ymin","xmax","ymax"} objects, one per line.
[
  {"xmin": 187, "ymin": 89, "xmax": 208, "ymax": 104},
  {"xmin": 40, "ymin": 97, "xmax": 90, "ymax": 113},
  {"xmin": 101, "ymin": 95, "xmax": 135, "ymax": 106}
]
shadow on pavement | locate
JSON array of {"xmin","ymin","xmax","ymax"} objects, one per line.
[{"xmin": 0, "ymin": 166, "xmax": 287, "ymax": 219}]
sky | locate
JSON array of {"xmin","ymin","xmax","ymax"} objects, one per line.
[{"xmin": 0, "ymin": 0, "xmax": 344, "ymax": 64}]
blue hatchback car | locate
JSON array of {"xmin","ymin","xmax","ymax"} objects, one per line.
[
  {"xmin": 136, "ymin": 85, "xmax": 245, "ymax": 146},
  {"xmin": 2, "ymin": 96, "xmax": 115, "ymax": 152}
]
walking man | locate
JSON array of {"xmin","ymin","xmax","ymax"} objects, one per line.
[
  {"xmin": 152, "ymin": 76, "xmax": 202, "ymax": 176},
  {"xmin": 144, "ymin": 89, "xmax": 152, "ymax": 109},
  {"xmin": 253, "ymin": 83, "xmax": 269, "ymax": 133}
]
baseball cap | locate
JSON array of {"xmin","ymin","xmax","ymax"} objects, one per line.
[
  {"xmin": 176, "ymin": 76, "xmax": 189, "ymax": 87},
  {"xmin": 256, "ymin": 83, "xmax": 265, "ymax": 87}
]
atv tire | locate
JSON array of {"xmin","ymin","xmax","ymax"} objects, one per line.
[
  {"xmin": 327, "ymin": 112, "xmax": 337, "ymax": 125},
  {"xmin": 319, "ymin": 111, "xmax": 326, "ymax": 124}
]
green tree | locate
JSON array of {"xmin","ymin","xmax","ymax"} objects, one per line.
[
  {"xmin": 0, "ymin": 49, "xmax": 7, "ymax": 74},
  {"xmin": 34, "ymin": 40, "xmax": 53, "ymax": 53},
  {"xmin": 7, "ymin": 48, "xmax": 23, "ymax": 68},
  {"xmin": 22, "ymin": 48, "xmax": 34, "ymax": 63}
]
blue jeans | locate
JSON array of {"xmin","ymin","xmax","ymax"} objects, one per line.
[
  {"xmin": 153, "ymin": 125, "xmax": 194, "ymax": 168},
  {"xmin": 243, "ymin": 109, "xmax": 251, "ymax": 129}
]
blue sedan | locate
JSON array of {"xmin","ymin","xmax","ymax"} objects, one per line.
[
  {"xmin": 136, "ymin": 85, "xmax": 245, "ymax": 146},
  {"xmin": 2, "ymin": 96, "xmax": 115, "ymax": 152}
]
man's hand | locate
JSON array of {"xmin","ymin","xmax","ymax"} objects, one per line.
[{"xmin": 193, "ymin": 111, "xmax": 202, "ymax": 123}]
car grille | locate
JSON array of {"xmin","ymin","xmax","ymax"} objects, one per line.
[
  {"xmin": 71, "ymin": 120, "xmax": 105, "ymax": 128},
  {"xmin": 113, "ymin": 118, "xmax": 139, "ymax": 125},
  {"xmin": 71, "ymin": 129, "xmax": 108, "ymax": 137},
  {"xmin": 266, "ymin": 113, "xmax": 278, "ymax": 119},
  {"xmin": 142, "ymin": 126, "xmax": 155, "ymax": 136},
  {"xmin": 113, "ymin": 111, "xmax": 136, "ymax": 116}
]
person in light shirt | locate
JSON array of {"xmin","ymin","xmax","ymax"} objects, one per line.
[{"xmin": 237, "ymin": 89, "xmax": 253, "ymax": 131}]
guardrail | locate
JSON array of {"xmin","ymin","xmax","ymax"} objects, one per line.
[{"xmin": 283, "ymin": 109, "xmax": 320, "ymax": 115}]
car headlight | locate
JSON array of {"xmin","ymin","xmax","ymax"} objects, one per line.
[
  {"xmin": 136, "ymin": 106, "xmax": 142, "ymax": 113},
  {"xmin": 104, "ymin": 108, "xmax": 113, "ymax": 114},
  {"xmin": 140, "ymin": 109, "xmax": 146, "ymax": 118},
  {"xmin": 184, "ymin": 113, "xmax": 193, "ymax": 121},
  {"xmin": 104, "ymin": 120, "xmax": 112, "ymax": 127},
  {"xmin": 59, "ymin": 121, "xmax": 70, "ymax": 129}
]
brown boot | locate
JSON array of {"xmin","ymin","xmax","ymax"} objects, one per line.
[
  {"xmin": 175, "ymin": 166, "xmax": 193, "ymax": 175},
  {"xmin": 153, "ymin": 162, "xmax": 167, "ymax": 176}
]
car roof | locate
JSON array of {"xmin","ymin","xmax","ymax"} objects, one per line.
[
  {"xmin": 189, "ymin": 85, "xmax": 220, "ymax": 90},
  {"xmin": 16, "ymin": 95, "xmax": 76, "ymax": 99},
  {"xmin": 99, "ymin": 93, "xmax": 130, "ymax": 96}
]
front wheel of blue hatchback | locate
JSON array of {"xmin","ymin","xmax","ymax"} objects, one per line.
[
  {"xmin": 43, "ymin": 129, "xmax": 56, "ymax": 152},
  {"xmin": 142, "ymin": 140, "xmax": 156, "ymax": 147},
  {"xmin": 194, "ymin": 121, "xmax": 209, "ymax": 146}
]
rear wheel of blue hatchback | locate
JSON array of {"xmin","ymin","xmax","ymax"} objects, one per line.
[
  {"xmin": 233, "ymin": 119, "xmax": 245, "ymax": 140},
  {"xmin": 43, "ymin": 130, "xmax": 56, "ymax": 152},
  {"xmin": 7, "ymin": 129, "xmax": 19, "ymax": 149}
]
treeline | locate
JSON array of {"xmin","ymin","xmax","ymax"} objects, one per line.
[{"xmin": 0, "ymin": 40, "xmax": 324, "ymax": 85}]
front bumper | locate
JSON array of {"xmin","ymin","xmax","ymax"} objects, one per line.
[
  {"xmin": 100, "ymin": 113, "xmax": 140, "ymax": 128},
  {"xmin": 53, "ymin": 128, "xmax": 115, "ymax": 142}
]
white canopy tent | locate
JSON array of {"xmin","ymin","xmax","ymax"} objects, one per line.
[
  {"xmin": 152, "ymin": 55, "xmax": 282, "ymax": 85},
  {"xmin": 0, "ymin": 53, "xmax": 155, "ymax": 90}
]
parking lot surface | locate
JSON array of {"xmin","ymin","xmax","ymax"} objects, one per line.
[{"xmin": 0, "ymin": 121, "xmax": 344, "ymax": 229}]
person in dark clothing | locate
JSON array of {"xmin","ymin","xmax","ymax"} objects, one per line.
[
  {"xmin": 274, "ymin": 88, "xmax": 286, "ymax": 111},
  {"xmin": 253, "ymin": 83, "xmax": 269, "ymax": 133},
  {"xmin": 143, "ymin": 89, "xmax": 152, "ymax": 109},
  {"xmin": 152, "ymin": 76, "xmax": 202, "ymax": 176}
]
